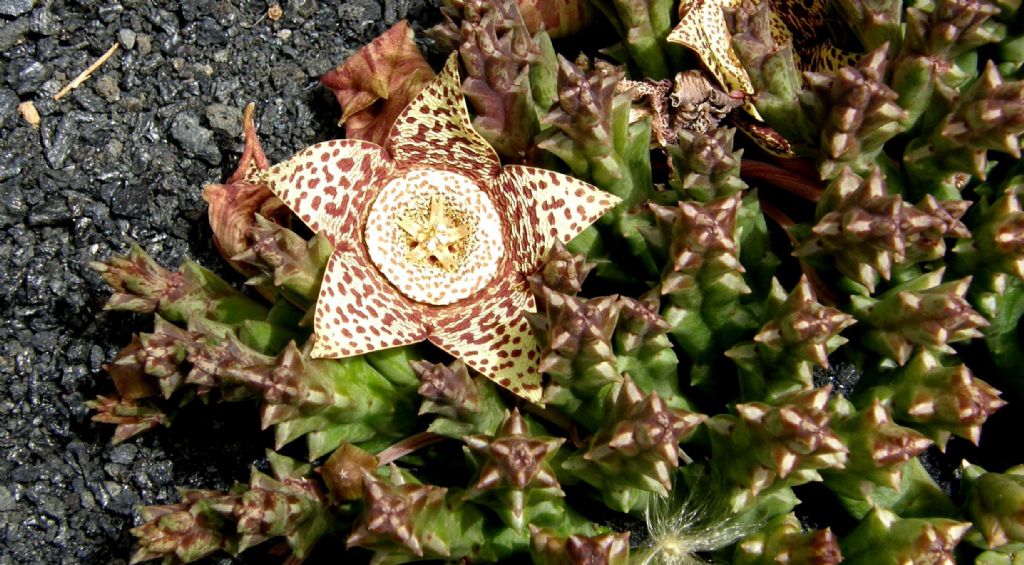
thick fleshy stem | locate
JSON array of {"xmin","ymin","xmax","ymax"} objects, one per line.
[
  {"xmin": 86, "ymin": 396, "xmax": 169, "ymax": 444},
  {"xmin": 955, "ymin": 182, "xmax": 1024, "ymax": 293},
  {"xmin": 458, "ymin": 0, "xmax": 545, "ymax": 161},
  {"xmin": 667, "ymin": 126, "xmax": 749, "ymax": 203},
  {"xmin": 562, "ymin": 376, "xmax": 705, "ymax": 511},
  {"xmin": 528, "ymin": 288, "xmax": 623, "ymax": 401},
  {"xmin": 797, "ymin": 168, "xmax": 972, "ymax": 294},
  {"xmin": 537, "ymin": 54, "xmax": 659, "ymax": 279},
  {"xmin": 904, "ymin": 62, "xmax": 1024, "ymax": 198},
  {"xmin": 833, "ymin": 0, "xmax": 903, "ymax": 51},
  {"xmin": 412, "ymin": 358, "xmax": 507, "ymax": 438},
  {"xmin": 528, "ymin": 240, "xmax": 594, "ymax": 310},
  {"xmin": 822, "ymin": 398, "xmax": 933, "ymax": 502},
  {"xmin": 229, "ymin": 341, "xmax": 420, "ymax": 459},
  {"xmin": 963, "ymin": 463, "xmax": 1024, "ymax": 550},
  {"xmin": 840, "ymin": 507, "xmax": 970, "ymax": 564},
  {"xmin": 529, "ymin": 527, "xmax": 630, "ymax": 565},
  {"xmin": 463, "ymin": 409, "xmax": 566, "ymax": 530},
  {"xmin": 727, "ymin": 276, "xmax": 855, "ymax": 400},
  {"xmin": 614, "ymin": 292, "xmax": 687, "ymax": 409},
  {"xmin": 802, "ymin": 46, "xmax": 909, "ymax": 180},
  {"xmin": 91, "ymin": 245, "xmax": 268, "ymax": 325},
  {"xmin": 233, "ymin": 215, "xmax": 332, "ymax": 310},
  {"xmin": 647, "ymin": 194, "xmax": 758, "ymax": 385},
  {"xmin": 346, "ymin": 467, "xmax": 490, "ymax": 562},
  {"xmin": 131, "ymin": 452, "xmax": 334, "ymax": 564},
  {"xmin": 587, "ymin": 0, "xmax": 674, "ymax": 78},
  {"xmin": 539, "ymin": 55, "xmax": 637, "ymax": 201},
  {"xmin": 729, "ymin": 1, "xmax": 819, "ymax": 149},
  {"xmin": 848, "ymin": 269, "xmax": 988, "ymax": 365},
  {"xmin": 707, "ymin": 387, "xmax": 848, "ymax": 511},
  {"xmin": 892, "ymin": 0, "xmax": 1004, "ymax": 133},
  {"xmin": 733, "ymin": 513, "xmax": 843, "ymax": 565},
  {"xmin": 868, "ymin": 350, "xmax": 1006, "ymax": 449},
  {"xmin": 104, "ymin": 314, "xmax": 278, "ymax": 403}
]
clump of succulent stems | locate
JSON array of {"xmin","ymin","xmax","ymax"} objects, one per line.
[{"xmin": 89, "ymin": 0, "xmax": 1024, "ymax": 562}]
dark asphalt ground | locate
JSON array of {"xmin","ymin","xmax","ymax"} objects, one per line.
[{"xmin": 0, "ymin": 1, "xmax": 435, "ymax": 562}]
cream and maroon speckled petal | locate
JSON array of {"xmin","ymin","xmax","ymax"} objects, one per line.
[
  {"xmin": 667, "ymin": 0, "xmax": 761, "ymax": 118},
  {"xmin": 494, "ymin": 165, "xmax": 620, "ymax": 272},
  {"xmin": 385, "ymin": 54, "xmax": 502, "ymax": 182},
  {"xmin": 260, "ymin": 139, "xmax": 393, "ymax": 246},
  {"xmin": 311, "ymin": 250, "xmax": 428, "ymax": 358},
  {"xmin": 429, "ymin": 276, "xmax": 543, "ymax": 403}
]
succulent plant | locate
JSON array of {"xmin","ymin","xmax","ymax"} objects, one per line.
[{"xmin": 88, "ymin": 0, "xmax": 1024, "ymax": 562}]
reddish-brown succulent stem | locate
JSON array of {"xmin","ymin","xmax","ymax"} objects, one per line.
[
  {"xmin": 760, "ymin": 199, "xmax": 794, "ymax": 230},
  {"xmin": 376, "ymin": 432, "xmax": 445, "ymax": 466},
  {"xmin": 742, "ymin": 160, "xmax": 823, "ymax": 203},
  {"xmin": 769, "ymin": 156, "xmax": 821, "ymax": 181},
  {"xmin": 760, "ymin": 200, "xmax": 840, "ymax": 306}
]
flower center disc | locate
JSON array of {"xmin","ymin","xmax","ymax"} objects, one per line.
[{"xmin": 364, "ymin": 169, "xmax": 504, "ymax": 306}]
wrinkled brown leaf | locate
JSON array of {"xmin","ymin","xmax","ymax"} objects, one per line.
[
  {"xmin": 203, "ymin": 103, "xmax": 288, "ymax": 278},
  {"xmin": 320, "ymin": 20, "xmax": 435, "ymax": 146},
  {"xmin": 516, "ymin": 0, "xmax": 595, "ymax": 37}
]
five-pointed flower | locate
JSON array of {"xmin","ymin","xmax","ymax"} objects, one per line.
[{"xmin": 254, "ymin": 54, "xmax": 619, "ymax": 402}]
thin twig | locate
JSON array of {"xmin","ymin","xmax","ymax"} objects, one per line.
[
  {"xmin": 742, "ymin": 160, "xmax": 823, "ymax": 203},
  {"xmin": 54, "ymin": 42, "xmax": 120, "ymax": 101},
  {"xmin": 376, "ymin": 432, "xmax": 444, "ymax": 466}
]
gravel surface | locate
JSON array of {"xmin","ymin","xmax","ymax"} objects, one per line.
[{"xmin": 0, "ymin": 1, "xmax": 435, "ymax": 562}]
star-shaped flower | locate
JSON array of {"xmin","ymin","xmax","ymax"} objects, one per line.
[{"xmin": 255, "ymin": 55, "xmax": 620, "ymax": 402}]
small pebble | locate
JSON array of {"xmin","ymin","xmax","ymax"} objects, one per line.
[
  {"xmin": 17, "ymin": 101, "xmax": 40, "ymax": 128},
  {"xmin": 136, "ymin": 33, "xmax": 152, "ymax": 55},
  {"xmin": 204, "ymin": 103, "xmax": 242, "ymax": 137},
  {"xmin": 293, "ymin": 0, "xmax": 317, "ymax": 18},
  {"xmin": 0, "ymin": 0, "xmax": 34, "ymax": 17},
  {"xmin": 93, "ymin": 75, "xmax": 120, "ymax": 102},
  {"xmin": 108, "ymin": 444, "xmax": 137, "ymax": 465},
  {"xmin": 116, "ymin": 28, "xmax": 136, "ymax": 50},
  {"xmin": 11, "ymin": 59, "xmax": 49, "ymax": 95},
  {"xmin": 42, "ymin": 113, "xmax": 79, "ymax": 169},
  {"xmin": 169, "ymin": 112, "xmax": 221, "ymax": 165}
]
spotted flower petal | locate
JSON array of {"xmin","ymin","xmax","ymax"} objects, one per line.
[
  {"xmin": 257, "ymin": 139, "xmax": 393, "ymax": 245},
  {"xmin": 668, "ymin": 0, "xmax": 760, "ymax": 118},
  {"xmin": 311, "ymin": 252, "xmax": 428, "ymax": 358},
  {"xmin": 261, "ymin": 53, "xmax": 619, "ymax": 402},
  {"xmin": 430, "ymin": 275, "xmax": 542, "ymax": 397},
  {"xmin": 386, "ymin": 55, "xmax": 502, "ymax": 182},
  {"xmin": 494, "ymin": 164, "xmax": 620, "ymax": 273}
]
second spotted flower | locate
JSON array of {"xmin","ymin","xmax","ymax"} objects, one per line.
[{"xmin": 253, "ymin": 55, "xmax": 619, "ymax": 402}]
